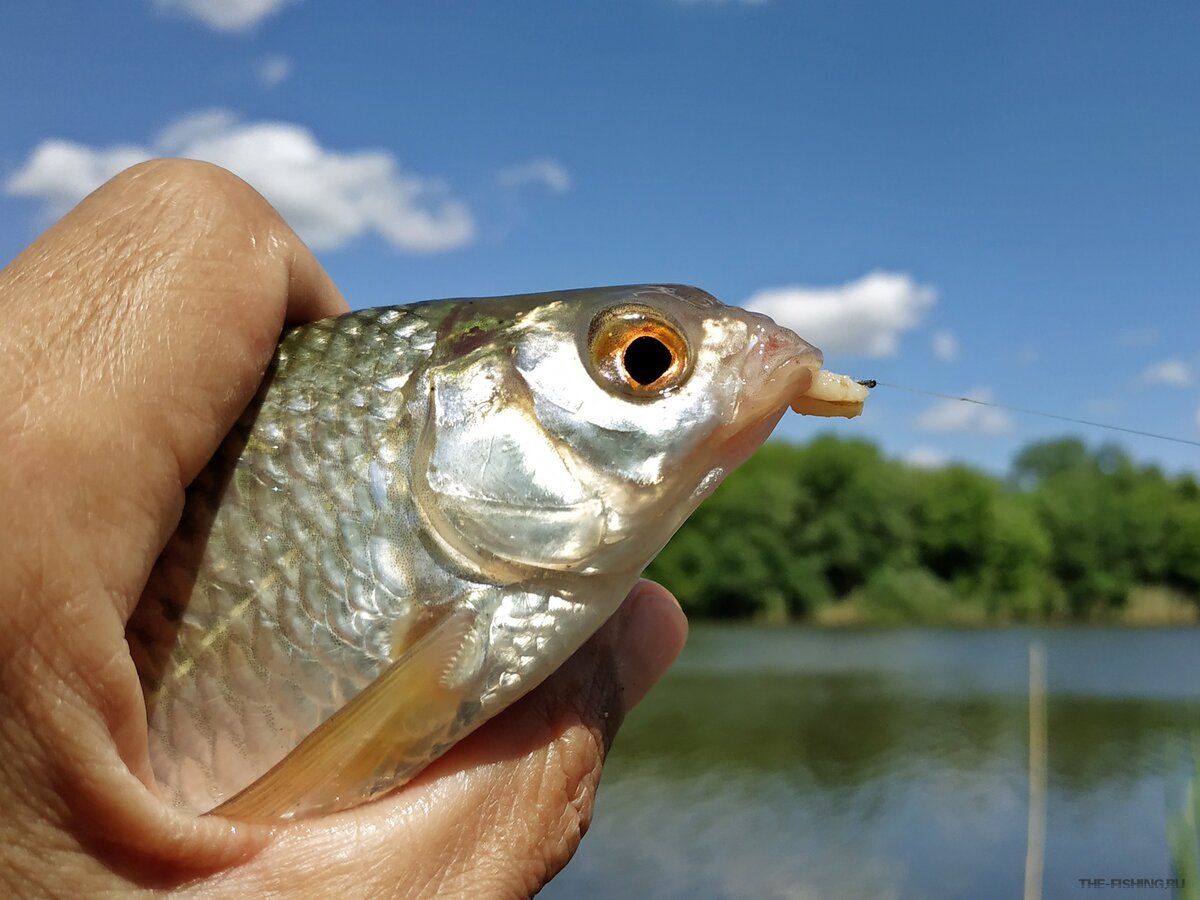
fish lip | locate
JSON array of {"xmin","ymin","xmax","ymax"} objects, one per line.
[
  {"xmin": 711, "ymin": 316, "xmax": 823, "ymax": 469},
  {"xmin": 734, "ymin": 316, "xmax": 824, "ymax": 427}
]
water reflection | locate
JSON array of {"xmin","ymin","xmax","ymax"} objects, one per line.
[{"xmin": 545, "ymin": 627, "xmax": 1200, "ymax": 900}]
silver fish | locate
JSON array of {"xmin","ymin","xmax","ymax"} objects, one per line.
[{"xmin": 127, "ymin": 284, "xmax": 865, "ymax": 821}]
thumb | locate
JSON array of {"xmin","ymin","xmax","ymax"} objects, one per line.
[{"xmin": 0, "ymin": 158, "xmax": 348, "ymax": 877}]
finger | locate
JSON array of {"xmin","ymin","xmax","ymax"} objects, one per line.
[
  {"xmin": 208, "ymin": 581, "xmax": 689, "ymax": 898},
  {"xmin": 0, "ymin": 157, "xmax": 347, "ymax": 621},
  {"xmin": 0, "ymin": 159, "xmax": 347, "ymax": 873},
  {"xmin": 408, "ymin": 580, "xmax": 687, "ymax": 797},
  {"xmin": 421, "ymin": 581, "xmax": 690, "ymax": 896}
]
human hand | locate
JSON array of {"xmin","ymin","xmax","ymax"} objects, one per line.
[{"xmin": 0, "ymin": 160, "xmax": 688, "ymax": 897}]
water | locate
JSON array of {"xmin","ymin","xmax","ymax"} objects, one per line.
[{"xmin": 544, "ymin": 626, "xmax": 1200, "ymax": 900}]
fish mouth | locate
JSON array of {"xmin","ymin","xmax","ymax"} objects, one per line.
[
  {"xmin": 712, "ymin": 313, "xmax": 824, "ymax": 470},
  {"xmin": 711, "ymin": 311, "xmax": 870, "ymax": 470}
]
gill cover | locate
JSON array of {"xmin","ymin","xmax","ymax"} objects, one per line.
[{"xmin": 415, "ymin": 351, "xmax": 606, "ymax": 571}]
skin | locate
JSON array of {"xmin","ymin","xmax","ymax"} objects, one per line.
[{"xmin": 0, "ymin": 159, "xmax": 689, "ymax": 898}]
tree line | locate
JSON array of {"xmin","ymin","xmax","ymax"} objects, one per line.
[{"xmin": 646, "ymin": 435, "xmax": 1200, "ymax": 624}]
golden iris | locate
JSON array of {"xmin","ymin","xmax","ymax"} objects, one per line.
[{"xmin": 587, "ymin": 305, "xmax": 691, "ymax": 397}]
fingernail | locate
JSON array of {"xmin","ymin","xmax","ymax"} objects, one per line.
[{"xmin": 614, "ymin": 581, "xmax": 688, "ymax": 710}]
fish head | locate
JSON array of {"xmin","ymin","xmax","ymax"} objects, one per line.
[{"xmin": 416, "ymin": 285, "xmax": 829, "ymax": 583}]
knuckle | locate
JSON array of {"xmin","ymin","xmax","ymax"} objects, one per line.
[
  {"xmin": 95, "ymin": 158, "xmax": 283, "ymax": 267},
  {"xmin": 111, "ymin": 157, "xmax": 264, "ymax": 216}
]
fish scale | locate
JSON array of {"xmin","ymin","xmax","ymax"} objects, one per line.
[
  {"xmin": 126, "ymin": 285, "xmax": 861, "ymax": 820},
  {"xmin": 130, "ymin": 306, "xmax": 446, "ymax": 811}
]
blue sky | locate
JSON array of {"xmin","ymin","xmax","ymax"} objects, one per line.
[{"xmin": 2, "ymin": 1, "xmax": 1197, "ymax": 475}]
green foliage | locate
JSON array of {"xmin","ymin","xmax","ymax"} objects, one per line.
[
  {"xmin": 981, "ymin": 493, "xmax": 1063, "ymax": 621},
  {"xmin": 649, "ymin": 434, "xmax": 1199, "ymax": 624},
  {"xmin": 910, "ymin": 465, "xmax": 998, "ymax": 588},
  {"xmin": 647, "ymin": 442, "xmax": 832, "ymax": 618},
  {"xmin": 789, "ymin": 437, "xmax": 917, "ymax": 596},
  {"xmin": 1166, "ymin": 481, "xmax": 1200, "ymax": 594},
  {"xmin": 1010, "ymin": 437, "xmax": 1094, "ymax": 489},
  {"xmin": 854, "ymin": 566, "xmax": 958, "ymax": 625}
]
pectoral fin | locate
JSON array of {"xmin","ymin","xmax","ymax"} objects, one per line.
[{"xmin": 210, "ymin": 611, "xmax": 476, "ymax": 822}]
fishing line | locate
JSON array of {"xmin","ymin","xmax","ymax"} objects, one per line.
[{"xmin": 857, "ymin": 379, "xmax": 1200, "ymax": 449}]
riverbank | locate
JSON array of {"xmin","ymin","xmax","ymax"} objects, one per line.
[
  {"xmin": 648, "ymin": 435, "xmax": 1200, "ymax": 626},
  {"xmin": 803, "ymin": 584, "xmax": 1200, "ymax": 628}
]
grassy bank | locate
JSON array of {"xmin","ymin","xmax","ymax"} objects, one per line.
[{"xmin": 805, "ymin": 585, "xmax": 1199, "ymax": 628}]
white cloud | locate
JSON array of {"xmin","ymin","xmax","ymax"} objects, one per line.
[
  {"xmin": 155, "ymin": 109, "xmax": 239, "ymax": 150},
  {"xmin": 497, "ymin": 159, "xmax": 572, "ymax": 194},
  {"xmin": 916, "ymin": 388, "xmax": 1014, "ymax": 436},
  {"xmin": 256, "ymin": 54, "xmax": 292, "ymax": 89},
  {"xmin": 904, "ymin": 446, "xmax": 948, "ymax": 469},
  {"xmin": 153, "ymin": 0, "xmax": 294, "ymax": 33},
  {"xmin": 744, "ymin": 272, "xmax": 936, "ymax": 358},
  {"xmin": 4, "ymin": 141, "xmax": 148, "ymax": 215},
  {"xmin": 932, "ymin": 330, "xmax": 958, "ymax": 362},
  {"xmin": 4, "ymin": 110, "xmax": 475, "ymax": 253},
  {"xmin": 1195, "ymin": 406, "xmax": 1200, "ymax": 432},
  {"xmin": 1139, "ymin": 358, "xmax": 1192, "ymax": 387}
]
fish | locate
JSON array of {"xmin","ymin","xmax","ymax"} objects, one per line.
[{"xmin": 126, "ymin": 284, "xmax": 867, "ymax": 822}]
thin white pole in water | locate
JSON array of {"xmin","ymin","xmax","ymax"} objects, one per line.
[{"xmin": 1024, "ymin": 641, "xmax": 1048, "ymax": 900}]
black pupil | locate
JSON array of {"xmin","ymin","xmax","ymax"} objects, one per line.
[{"xmin": 623, "ymin": 336, "xmax": 673, "ymax": 386}]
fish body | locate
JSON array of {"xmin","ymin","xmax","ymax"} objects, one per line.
[{"xmin": 128, "ymin": 285, "xmax": 847, "ymax": 820}]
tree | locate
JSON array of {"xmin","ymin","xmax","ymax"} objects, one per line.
[
  {"xmin": 647, "ymin": 433, "xmax": 1196, "ymax": 623},
  {"xmin": 648, "ymin": 442, "xmax": 830, "ymax": 618},
  {"xmin": 1015, "ymin": 440, "xmax": 1137, "ymax": 616},
  {"xmin": 981, "ymin": 494, "xmax": 1062, "ymax": 620},
  {"xmin": 1010, "ymin": 437, "xmax": 1094, "ymax": 490},
  {"xmin": 1165, "ymin": 478, "xmax": 1200, "ymax": 595},
  {"xmin": 790, "ymin": 436, "xmax": 916, "ymax": 597},
  {"xmin": 910, "ymin": 465, "xmax": 999, "ymax": 590}
]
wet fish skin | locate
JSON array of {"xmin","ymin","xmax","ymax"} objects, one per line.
[{"xmin": 128, "ymin": 285, "xmax": 823, "ymax": 820}]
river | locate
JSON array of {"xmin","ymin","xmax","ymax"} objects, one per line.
[{"xmin": 544, "ymin": 626, "xmax": 1200, "ymax": 899}]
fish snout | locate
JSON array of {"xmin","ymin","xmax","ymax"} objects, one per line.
[{"xmin": 740, "ymin": 312, "xmax": 824, "ymax": 402}]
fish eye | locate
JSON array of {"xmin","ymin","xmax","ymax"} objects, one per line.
[{"xmin": 587, "ymin": 305, "xmax": 691, "ymax": 398}]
